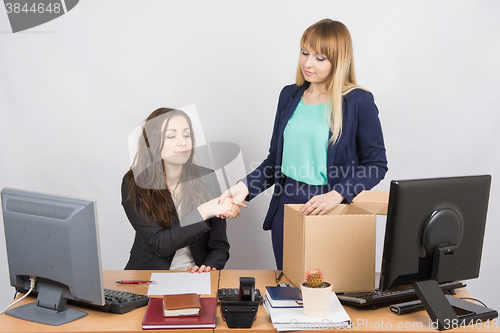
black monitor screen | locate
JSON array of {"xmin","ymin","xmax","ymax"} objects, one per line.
[{"xmin": 379, "ymin": 175, "xmax": 491, "ymax": 292}]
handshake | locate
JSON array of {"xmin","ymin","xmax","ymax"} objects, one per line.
[
  {"xmin": 216, "ymin": 181, "xmax": 250, "ymax": 219},
  {"xmin": 197, "ymin": 182, "xmax": 248, "ymax": 221},
  {"xmin": 216, "ymin": 197, "xmax": 244, "ymax": 218}
]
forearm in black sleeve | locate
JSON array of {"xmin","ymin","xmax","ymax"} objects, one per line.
[
  {"xmin": 201, "ymin": 216, "xmax": 230, "ymax": 269},
  {"xmin": 122, "ymin": 177, "xmax": 211, "ymax": 258}
]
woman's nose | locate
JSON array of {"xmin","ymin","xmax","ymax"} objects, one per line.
[{"xmin": 305, "ymin": 55, "xmax": 313, "ymax": 68}]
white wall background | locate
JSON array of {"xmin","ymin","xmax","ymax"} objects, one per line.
[{"xmin": 1, "ymin": 0, "xmax": 499, "ymax": 314}]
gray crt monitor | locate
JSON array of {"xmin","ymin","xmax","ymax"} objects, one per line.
[{"xmin": 1, "ymin": 188, "xmax": 104, "ymax": 326}]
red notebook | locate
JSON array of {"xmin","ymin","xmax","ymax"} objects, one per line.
[{"xmin": 142, "ymin": 297, "xmax": 217, "ymax": 329}]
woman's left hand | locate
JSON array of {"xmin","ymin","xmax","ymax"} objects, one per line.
[
  {"xmin": 299, "ymin": 190, "xmax": 344, "ymax": 216},
  {"xmin": 188, "ymin": 265, "xmax": 216, "ymax": 273}
]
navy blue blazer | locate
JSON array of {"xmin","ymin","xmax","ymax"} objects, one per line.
[{"xmin": 245, "ymin": 83, "xmax": 388, "ymax": 230}]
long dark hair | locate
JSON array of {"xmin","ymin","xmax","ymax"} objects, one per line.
[{"xmin": 125, "ymin": 107, "xmax": 209, "ymax": 228}]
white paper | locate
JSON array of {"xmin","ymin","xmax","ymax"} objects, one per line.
[
  {"xmin": 147, "ymin": 272, "xmax": 211, "ymax": 296},
  {"xmin": 264, "ymin": 293, "xmax": 351, "ymax": 331}
]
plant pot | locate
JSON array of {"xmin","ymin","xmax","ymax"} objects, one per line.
[{"xmin": 300, "ymin": 282, "xmax": 333, "ymax": 317}]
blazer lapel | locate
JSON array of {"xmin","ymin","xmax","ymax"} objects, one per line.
[{"xmin": 276, "ymin": 84, "xmax": 308, "ymax": 167}]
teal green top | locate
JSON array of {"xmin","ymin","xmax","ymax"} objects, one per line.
[{"xmin": 282, "ymin": 99, "xmax": 330, "ymax": 185}]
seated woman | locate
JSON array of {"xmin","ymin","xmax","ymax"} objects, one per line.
[{"xmin": 122, "ymin": 107, "xmax": 237, "ymax": 272}]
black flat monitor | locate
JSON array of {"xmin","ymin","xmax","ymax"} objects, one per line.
[
  {"xmin": 379, "ymin": 175, "xmax": 497, "ymax": 330},
  {"xmin": 1, "ymin": 188, "xmax": 104, "ymax": 326}
]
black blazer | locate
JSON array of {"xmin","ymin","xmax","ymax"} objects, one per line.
[{"xmin": 122, "ymin": 167, "xmax": 230, "ymax": 270}]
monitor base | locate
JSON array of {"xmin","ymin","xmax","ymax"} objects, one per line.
[
  {"xmin": 6, "ymin": 302, "xmax": 88, "ymax": 326},
  {"xmin": 414, "ymin": 280, "xmax": 498, "ymax": 331}
]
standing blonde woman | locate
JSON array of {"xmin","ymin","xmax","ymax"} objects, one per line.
[{"xmin": 219, "ymin": 19, "xmax": 388, "ymax": 269}]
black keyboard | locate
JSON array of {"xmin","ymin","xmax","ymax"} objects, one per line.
[
  {"xmin": 338, "ymin": 281, "xmax": 466, "ymax": 308},
  {"xmin": 87, "ymin": 289, "xmax": 150, "ymax": 314}
]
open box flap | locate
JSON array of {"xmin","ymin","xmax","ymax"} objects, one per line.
[
  {"xmin": 352, "ymin": 190, "xmax": 389, "ymax": 204},
  {"xmin": 285, "ymin": 203, "xmax": 349, "ymax": 215},
  {"xmin": 351, "ymin": 191, "xmax": 389, "ymax": 215}
]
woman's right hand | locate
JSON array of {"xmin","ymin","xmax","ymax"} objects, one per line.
[
  {"xmin": 215, "ymin": 197, "xmax": 240, "ymax": 218},
  {"xmin": 198, "ymin": 197, "xmax": 240, "ymax": 220},
  {"xmin": 218, "ymin": 181, "xmax": 249, "ymax": 208}
]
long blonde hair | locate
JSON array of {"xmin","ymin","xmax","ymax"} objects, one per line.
[{"xmin": 296, "ymin": 19, "xmax": 360, "ymax": 145}]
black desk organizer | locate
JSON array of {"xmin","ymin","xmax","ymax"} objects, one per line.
[
  {"xmin": 220, "ymin": 301, "xmax": 259, "ymax": 328},
  {"xmin": 220, "ymin": 277, "xmax": 259, "ymax": 328}
]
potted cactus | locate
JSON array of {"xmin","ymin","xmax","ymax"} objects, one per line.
[{"xmin": 301, "ymin": 269, "xmax": 333, "ymax": 317}]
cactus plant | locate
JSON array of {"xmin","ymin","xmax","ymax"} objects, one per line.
[
  {"xmin": 304, "ymin": 268, "xmax": 326, "ymax": 288},
  {"xmin": 301, "ymin": 268, "xmax": 333, "ymax": 316}
]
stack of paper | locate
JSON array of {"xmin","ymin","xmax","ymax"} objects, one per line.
[
  {"xmin": 263, "ymin": 293, "xmax": 351, "ymax": 331},
  {"xmin": 147, "ymin": 272, "xmax": 211, "ymax": 296}
]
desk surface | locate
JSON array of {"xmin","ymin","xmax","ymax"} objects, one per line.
[
  {"xmin": 0, "ymin": 270, "xmax": 498, "ymax": 333},
  {"xmin": 0, "ymin": 270, "xmax": 219, "ymax": 333},
  {"xmin": 217, "ymin": 271, "xmax": 499, "ymax": 333}
]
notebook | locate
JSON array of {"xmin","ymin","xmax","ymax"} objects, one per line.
[
  {"xmin": 142, "ymin": 297, "xmax": 217, "ymax": 329},
  {"xmin": 265, "ymin": 286, "xmax": 303, "ymax": 308},
  {"xmin": 163, "ymin": 293, "xmax": 201, "ymax": 317}
]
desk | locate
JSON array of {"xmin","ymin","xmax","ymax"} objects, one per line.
[
  {"xmin": 0, "ymin": 270, "xmax": 219, "ymax": 333},
  {"xmin": 0, "ymin": 270, "xmax": 498, "ymax": 333},
  {"xmin": 216, "ymin": 270, "xmax": 499, "ymax": 333}
]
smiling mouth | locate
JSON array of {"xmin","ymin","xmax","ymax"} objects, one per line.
[{"xmin": 304, "ymin": 70, "xmax": 314, "ymax": 75}]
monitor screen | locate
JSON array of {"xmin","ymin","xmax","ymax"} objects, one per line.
[
  {"xmin": 379, "ymin": 175, "xmax": 491, "ymax": 291},
  {"xmin": 1, "ymin": 188, "xmax": 104, "ymax": 326},
  {"xmin": 378, "ymin": 175, "xmax": 497, "ymax": 330}
]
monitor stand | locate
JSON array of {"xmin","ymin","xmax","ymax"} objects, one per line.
[
  {"xmin": 414, "ymin": 279, "xmax": 498, "ymax": 331},
  {"xmin": 6, "ymin": 283, "xmax": 88, "ymax": 326},
  {"xmin": 414, "ymin": 224, "xmax": 499, "ymax": 331}
]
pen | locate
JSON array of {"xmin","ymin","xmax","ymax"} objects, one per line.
[
  {"xmin": 275, "ymin": 271, "xmax": 283, "ymax": 283},
  {"xmin": 115, "ymin": 280, "xmax": 157, "ymax": 284}
]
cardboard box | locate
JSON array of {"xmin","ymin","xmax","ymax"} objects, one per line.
[{"xmin": 283, "ymin": 191, "xmax": 389, "ymax": 293}]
